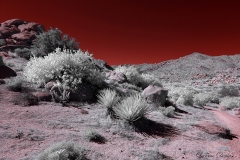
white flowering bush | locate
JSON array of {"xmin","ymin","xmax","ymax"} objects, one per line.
[
  {"xmin": 219, "ymin": 96, "xmax": 240, "ymax": 109},
  {"xmin": 176, "ymin": 93, "xmax": 194, "ymax": 106},
  {"xmin": 167, "ymin": 86, "xmax": 197, "ymax": 104},
  {"xmin": 193, "ymin": 92, "xmax": 220, "ymax": 107},
  {"xmin": 23, "ymin": 48, "xmax": 106, "ymax": 90}
]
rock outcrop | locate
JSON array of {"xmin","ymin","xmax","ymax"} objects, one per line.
[
  {"xmin": 141, "ymin": 85, "xmax": 168, "ymax": 107},
  {"xmin": 0, "ymin": 19, "xmax": 45, "ymax": 51}
]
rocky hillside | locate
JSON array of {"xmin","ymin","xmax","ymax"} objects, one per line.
[{"xmin": 128, "ymin": 52, "xmax": 240, "ymax": 84}]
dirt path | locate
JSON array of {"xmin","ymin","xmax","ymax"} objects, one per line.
[{"xmin": 205, "ymin": 106, "xmax": 240, "ymax": 159}]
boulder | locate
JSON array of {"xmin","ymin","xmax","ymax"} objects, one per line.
[
  {"xmin": 141, "ymin": 85, "xmax": 168, "ymax": 107},
  {"xmin": 31, "ymin": 92, "xmax": 52, "ymax": 102},
  {"xmin": 0, "ymin": 65, "xmax": 17, "ymax": 79},
  {"xmin": 106, "ymin": 71, "xmax": 128, "ymax": 84}
]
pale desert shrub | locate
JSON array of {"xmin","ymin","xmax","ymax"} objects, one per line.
[
  {"xmin": 113, "ymin": 93, "xmax": 151, "ymax": 125},
  {"xmin": 167, "ymin": 86, "xmax": 197, "ymax": 104},
  {"xmin": 114, "ymin": 65, "xmax": 163, "ymax": 89},
  {"xmin": 14, "ymin": 48, "xmax": 32, "ymax": 60},
  {"xmin": 193, "ymin": 92, "xmax": 220, "ymax": 107},
  {"xmin": 176, "ymin": 93, "xmax": 194, "ymax": 106},
  {"xmin": 23, "ymin": 48, "xmax": 106, "ymax": 90},
  {"xmin": 82, "ymin": 128, "xmax": 106, "ymax": 143},
  {"xmin": 159, "ymin": 106, "xmax": 175, "ymax": 118},
  {"xmin": 218, "ymin": 84, "xmax": 239, "ymax": 97},
  {"xmin": 34, "ymin": 141, "xmax": 87, "ymax": 160},
  {"xmin": 6, "ymin": 76, "xmax": 23, "ymax": 92},
  {"xmin": 140, "ymin": 73, "xmax": 163, "ymax": 88},
  {"xmin": 97, "ymin": 88, "xmax": 120, "ymax": 118},
  {"xmin": 219, "ymin": 96, "xmax": 240, "ymax": 109},
  {"xmin": 31, "ymin": 27, "xmax": 79, "ymax": 57}
]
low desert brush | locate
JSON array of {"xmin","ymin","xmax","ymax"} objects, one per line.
[
  {"xmin": 82, "ymin": 128, "xmax": 106, "ymax": 143},
  {"xmin": 218, "ymin": 84, "xmax": 239, "ymax": 97},
  {"xmin": 14, "ymin": 48, "xmax": 32, "ymax": 60},
  {"xmin": 159, "ymin": 106, "xmax": 175, "ymax": 118},
  {"xmin": 6, "ymin": 76, "xmax": 23, "ymax": 92},
  {"xmin": 97, "ymin": 88, "xmax": 120, "ymax": 118},
  {"xmin": 34, "ymin": 141, "xmax": 87, "ymax": 160},
  {"xmin": 113, "ymin": 93, "xmax": 151, "ymax": 126},
  {"xmin": 219, "ymin": 96, "xmax": 240, "ymax": 109}
]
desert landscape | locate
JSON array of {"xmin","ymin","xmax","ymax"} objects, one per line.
[{"xmin": 1, "ymin": 19, "xmax": 240, "ymax": 160}]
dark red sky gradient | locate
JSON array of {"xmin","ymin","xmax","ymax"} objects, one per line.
[{"xmin": 1, "ymin": 0, "xmax": 240, "ymax": 65}]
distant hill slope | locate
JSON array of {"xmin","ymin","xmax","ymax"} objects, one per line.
[{"xmin": 115, "ymin": 52, "xmax": 240, "ymax": 83}]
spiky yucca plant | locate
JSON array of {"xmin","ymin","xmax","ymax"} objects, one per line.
[
  {"xmin": 113, "ymin": 93, "xmax": 151, "ymax": 125},
  {"xmin": 97, "ymin": 88, "xmax": 120, "ymax": 118}
]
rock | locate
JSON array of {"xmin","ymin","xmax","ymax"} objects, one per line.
[
  {"xmin": 0, "ymin": 56, "xmax": 3, "ymax": 66},
  {"xmin": 2, "ymin": 19, "xmax": 24, "ymax": 26},
  {"xmin": 141, "ymin": 85, "xmax": 168, "ymax": 107},
  {"xmin": 31, "ymin": 92, "xmax": 52, "ymax": 102},
  {"xmin": 50, "ymin": 82, "xmax": 94, "ymax": 102},
  {"xmin": 0, "ymin": 65, "xmax": 17, "ymax": 79},
  {"xmin": 0, "ymin": 51, "xmax": 10, "ymax": 57},
  {"xmin": 0, "ymin": 19, "xmax": 45, "ymax": 51},
  {"xmin": 0, "ymin": 25, "xmax": 20, "ymax": 37},
  {"xmin": 106, "ymin": 71, "xmax": 128, "ymax": 84},
  {"xmin": 232, "ymin": 108, "xmax": 240, "ymax": 115}
]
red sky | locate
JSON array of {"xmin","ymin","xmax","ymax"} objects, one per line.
[{"xmin": 1, "ymin": 0, "xmax": 240, "ymax": 65}]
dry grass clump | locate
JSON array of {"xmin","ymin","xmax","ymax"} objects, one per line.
[
  {"xmin": 6, "ymin": 76, "xmax": 23, "ymax": 92},
  {"xmin": 82, "ymin": 128, "xmax": 106, "ymax": 144},
  {"xmin": 11, "ymin": 93, "xmax": 39, "ymax": 106},
  {"xmin": 34, "ymin": 141, "xmax": 88, "ymax": 160}
]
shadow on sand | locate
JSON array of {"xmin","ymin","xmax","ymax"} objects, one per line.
[{"xmin": 132, "ymin": 117, "xmax": 180, "ymax": 138}]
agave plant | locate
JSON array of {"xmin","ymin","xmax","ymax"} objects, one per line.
[
  {"xmin": 97, "ymin": 88, "xmax": 120, "ymax": 118},
  {"xmin": 113, "ymin": 93, "xmax": 151, "ymax": 125}
]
